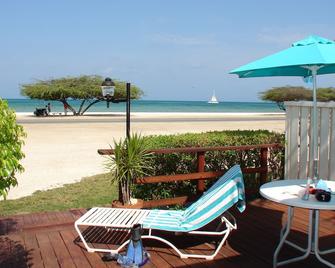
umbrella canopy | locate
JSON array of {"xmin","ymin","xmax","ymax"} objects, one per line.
[
  {"xmin": 230, "ymin": 35, "xmax": 335, "ymax": 181},
  {"xmin": 230, "ymin": 35, "xmax": 335, "ymax": 78}
]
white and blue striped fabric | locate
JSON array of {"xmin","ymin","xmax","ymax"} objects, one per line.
[{"xmin": 142, "ymin": 165, "xmax": 245, "ymax": 232}]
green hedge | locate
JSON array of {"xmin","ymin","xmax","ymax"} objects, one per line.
[{"xmin": 133, "ymin": 130, "xmax": 285, "ymax": 201}]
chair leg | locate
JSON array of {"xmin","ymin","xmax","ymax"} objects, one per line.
[
  {"xmin": 74, "ymin": 223, "xmax": 130, "ymax": 254},
  {"xmin": 210, "ymin": 228, "xmax": 231, "ymax": 260},
  {"xmin": 142, "ymin": 227, "xmax": 232, "ymax": 260}
]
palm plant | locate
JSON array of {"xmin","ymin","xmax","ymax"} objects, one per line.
[{"xmin": 106, "ymin": 133, "xmax": 153, "ymax": 205}]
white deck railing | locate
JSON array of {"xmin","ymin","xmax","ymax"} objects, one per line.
[{"xmin": 285, "ymin": 101, "xmax": 335, "ymax": 180}]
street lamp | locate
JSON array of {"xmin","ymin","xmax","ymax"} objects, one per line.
[
  {"xmin": 101, "ymin": 77, "xmax": 131, "ymax": 138},
  {"xmin": 101, "ymin": 77, "xmax": 115, "ymax": 99}
]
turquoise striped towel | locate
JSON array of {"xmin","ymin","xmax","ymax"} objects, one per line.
[{"xmin": 142, "ymin": 165, "xmax": 245, "ymax": 232}]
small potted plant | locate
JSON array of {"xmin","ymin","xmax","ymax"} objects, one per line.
[{"xmin": 106, "ymin": 133, "xmax": 153, "ymax": 208}]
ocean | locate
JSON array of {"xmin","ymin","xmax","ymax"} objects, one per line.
[{"xmin": 5, "ymin": 99, "xmax": 282, "ymax": 113}]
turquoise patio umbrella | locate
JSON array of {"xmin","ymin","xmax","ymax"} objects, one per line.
[{"xmin": 230, "ymin": 35, "xmax": 335, "ymax": 180}]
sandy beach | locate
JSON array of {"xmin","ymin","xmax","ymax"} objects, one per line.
[{"xmin": 8, "ymin": 112, "xmax": 285, "ymax": 199}]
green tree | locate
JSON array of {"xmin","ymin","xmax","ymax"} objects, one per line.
[
  {"xmin": 0, "ymin": 99, "xmax": 26, "ymax": 199},
  {"xmin": 317, "ymin": 87, "xmax": 335, "ymax": 101},
  {"xmin": 21, "ymin": 75, "xmax": 143, "ymax": 115},
  {"xmin": 259, "ymin": 86, "xmax": 335, "ymax": 110}
]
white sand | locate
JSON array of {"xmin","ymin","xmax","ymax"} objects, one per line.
[{"xmin": 7, "ymin": 113, "xmax": 285, "ymax": 199}]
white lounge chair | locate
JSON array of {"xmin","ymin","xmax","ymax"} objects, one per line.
[{"xmin": 74, "ymin": 165, "xmax": 245, "ymax": 260}]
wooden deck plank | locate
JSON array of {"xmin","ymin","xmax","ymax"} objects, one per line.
[
  {"xmin": 35, "ymin": 232, "xmax": 60, "ymax": 268},
  {"xmin": 153, "ymin": 246, "xmax": 188, "ymax": 267},
  {"xmin": 0, "ymin": 216, "xmax": 22, "ymax": 235},
  {"xmin": 53, "ymin": 211, "xmax": 69, "ymax": 225},
  {"xmin": 0, "ymin": 235, "xmax": 13, "ymax": 268},
  {"xmin": 24, "ymin": 232, "xmax": 44, "ymax": 268},
  {"xmin": 179, "ymin": 246, "xmax": 221, "ymax": 268},
  {"xmin": 145, "ymin": 249, "xmax": 171, "ymax": 267},
  {"xmin": 0, "ymin": 234, "xmax": 27, "ymax": 268},
  {"xmin": 0, "ymin": 199, "xmax": 334, "ymax": 267},
  {"xmin": 10, "ymin": 233, "xmax": 27, "ymax": 268},
  {"xmin": 234, "ymin": 200, "xmax": 334, "ymax": 268},
  {"xmin": 214, "ymin": 242, "xmax": 265, "ymax": 268},
  {"xmin": 69, "ymin": 209, "xmax": 85, "ymax": 220},
  {"xmin": 39, "ymin": 212, "xmax": 52, "ymax": 226},
  {"xmin": 162, "ymin": 236, "xmax": 213, "ymax": 267},
  {"xmin": 259, "ymin": 199, "xmax": 335, "ymax": 236},
  {"xmin": 23, "ymin": 214, "xmax": 35, "ymax": 228},
  {"xmin": 70, "ymin": 230, "xmax": 108, "ymax": 268},
  {"xmin": 48, "ymin": 232, "xmax": 76, "ymax": 268},
  {"xmin": 46, "ymin": 211, "xmax": 61, "ymax": 225},
  {"xmin": 59, "ymin": 229, "xmax": 92, "ymax": 268},
  {"xmin": 60, "ymin": 211, "xmax": 77, "ymax": 223},
  {"xmin": 15, "ymin": 215, "xmax": 25, "ymax": 232},
  {"xmin": 30, "ymin": 212, "xmax": 43, "ymax": 226},
  {"xmin": 169, "ymin": 247, "xmax": 210, "ymax": 268}
]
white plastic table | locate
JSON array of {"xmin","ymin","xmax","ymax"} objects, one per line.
[{"xmin": 260, "ymin": 179, "xmax": 335, "ymax": 268}]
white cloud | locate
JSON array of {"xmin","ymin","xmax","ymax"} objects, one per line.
[
  {"xmin": 150, "ymin": 33, "xmax": 217, "ymax": 46},
  {"xmin": 189, "ymin": 62, "xmax": 205, "ymax": 69},
  {"xmin": 257, "ymin": 28, "xmax": 308, "ymax": 47},
  {"xmin": 102, "ymin": 67, "xmax": 114, "ymax": 75}
]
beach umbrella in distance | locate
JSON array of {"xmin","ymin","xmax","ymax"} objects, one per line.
[{"xmin": 229, "ymin": 35, "xmax": 335, "ymax": 181}]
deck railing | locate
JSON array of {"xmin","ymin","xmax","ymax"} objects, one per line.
[
  {"xmin": 285, "ymin": 101, "xmax": 335, "ymax": 180},
  {"xmin": 98, "ymin": 143, "xmax": 283, "ymax": 207}
]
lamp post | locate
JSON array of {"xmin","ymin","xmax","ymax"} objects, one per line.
[
  {"xmin": 125, "ymin": 83, "xmax": 130, "ymax": 139},
  {"xmin": 101, "ymin": 78, "xmax": 115, "ymax": 107},
  {"xmin": 101, "ymin": 77, "xmax": 131, "ymax": 138}
]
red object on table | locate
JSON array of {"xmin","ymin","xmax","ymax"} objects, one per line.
[{"xmin": 309, "ymin": 187, "xmax": 316, "ymax": 194}]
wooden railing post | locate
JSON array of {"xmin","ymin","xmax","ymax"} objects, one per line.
[
  {"xmin": 197, "ymin": 151, "xmax": 206, "ymax": 194},
  {"xmin": 118, "ymin": 183, "xmax": 123, "ymax": 203},
  {"xmin": 260, "ymin": 147, "xmax": 268, "ymax": 185}
]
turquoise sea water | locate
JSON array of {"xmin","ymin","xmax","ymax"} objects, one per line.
[{"xmin": 5, "ymin": 99, "xmax": 282, "ymax": 113}]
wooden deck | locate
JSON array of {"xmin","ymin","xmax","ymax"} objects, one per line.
[{"xmin": 0, "ymin": 199, "xmax": 334, "ymax": 268}]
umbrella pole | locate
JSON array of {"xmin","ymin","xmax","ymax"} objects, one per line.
[{"xmin": 311, "ymin": 66, "xmax": 319, "ymax": 182}]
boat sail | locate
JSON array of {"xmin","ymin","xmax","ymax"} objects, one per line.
[{"xmin": 208, "ymin": 91, "xmax": 219, "ymax": 104}]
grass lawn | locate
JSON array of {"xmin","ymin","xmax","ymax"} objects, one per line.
[{"xmin": 0, "ymin": 173, "xmax": 118, "ymax": 216}]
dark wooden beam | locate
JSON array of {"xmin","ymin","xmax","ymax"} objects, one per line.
[
  {"xmin": 98, "ymin": 143, "xmax": 283, "ymax": 155},
  {"xmin": 136, "ymin": 167, "xmax": 267, "ymax": 184}
]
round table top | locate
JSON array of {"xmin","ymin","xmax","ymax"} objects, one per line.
[{"xmin": 260, "ymin": 179, "xmax": 335, "ymax": 210}]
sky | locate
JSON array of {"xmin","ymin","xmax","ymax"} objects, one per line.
[{"xmin": 1, "ymin": 0, "xmax": 335, "ymax": 101}]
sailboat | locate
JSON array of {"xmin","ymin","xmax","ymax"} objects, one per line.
[{"xmin": 208, "ymin": 90, "xmax": 219, "ymax": 104}]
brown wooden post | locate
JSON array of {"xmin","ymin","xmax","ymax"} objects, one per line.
[
  {"xmin": 260, "ymin": 147, "xmax": 268, "ymax": 185},
  {"xmin": 197, "ymin": 151, "xmax": 206, "ymax": 194},
  {"xmin": 118, "ymin": 185, "xmax": 123, "ymax": 203}
]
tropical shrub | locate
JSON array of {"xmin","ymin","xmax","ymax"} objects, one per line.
[
  {"xmin": 132, "ymin": 130, "xmax": 285, "ymax": 201},
  {"xmin": 105, "ymin": 133, "xmax": 153, "ymax": 204},
  {"xmin": 0, "ymin": 99, "xmax": 26, "ymax": 199}
]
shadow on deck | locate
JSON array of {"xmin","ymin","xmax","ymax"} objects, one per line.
[{"xmin": 0, "ymin": 199, "xmax": 334, "ymax": 268}]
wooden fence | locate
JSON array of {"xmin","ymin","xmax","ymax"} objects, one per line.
[
  {"xmin": 285, "ymin": 101, "xmax": 335, "ymax": 180},
  {"xmin": 99, "ymin": 143, "xmax": 283, "ymax": 207}
]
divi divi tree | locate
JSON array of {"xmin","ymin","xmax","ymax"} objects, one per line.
[
  {"xmin": 259, "ymin": 86, "xmax": 335, "ymax": 111},
  {"xmin": 21, "ymin": 75, "xmax": 143, "ymax": 115}
]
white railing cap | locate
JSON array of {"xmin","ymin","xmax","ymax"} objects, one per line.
[{"xmin": 284, "ymin": 101, "xmax": 335, "ymax": 108}]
